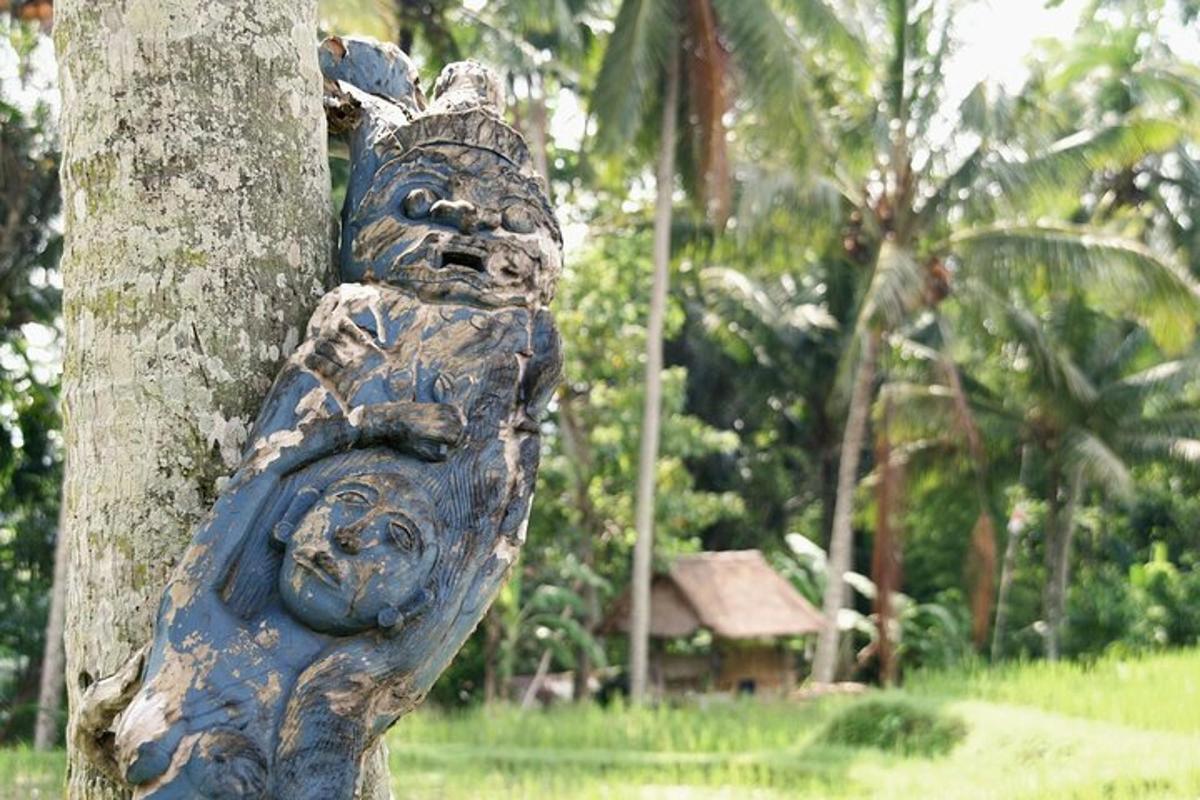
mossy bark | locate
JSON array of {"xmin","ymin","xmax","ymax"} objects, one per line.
[{"xmin": 55, "ymin": 2, "xmax": 331, "ymax": 796}]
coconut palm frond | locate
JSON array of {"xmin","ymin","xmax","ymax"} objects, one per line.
[
  {"xmin": 710, "ymin": 0, "xmax": 805, "ymax": 113},
  {"xmin": 908, "ymin": 0, "xmax": 956, "ymax": 141},
  {"xmin": 684, "ymin": 0, "xmax": 733, "ymax": 226},
  {"xmin": 1133, "ymin": 61, "xmax": 1200, "ymax": 126},
  {"xmin": 734, "ymin": 165, "xmax": 847, "ymax": 244},
  {"xmin": 776, "ymin": 0, "xmax": 869, "ymax": 64},
  {"xmin": 951, "ymin": 222, "xmax": 1200, "ymax": 351},
  {"xmin": 698, "ymin": 266, "xmax": 835, "ymax": 364},
  {"xmin": 1100, "ymin": 359, "xmax": 1200, "ymax": 406},
  {"xmin": 916, "ymin": 142, "xmax": 985, "ymax": 229},
  {"xmin": 860, "ymin": 241, "xmax": 925, "ymax": 332},
  {"xmin": 1064, "ymin": 428, "xmax": 1133, "ymax": 498},
  {"xmin": 988, "ymin": 118, "xmax": 1185, "ymax": 214},
  {"xmin": 591, "ymin": 0, "xmax": 675, "ymax": 150}
]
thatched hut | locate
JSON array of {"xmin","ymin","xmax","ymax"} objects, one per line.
[{"xmin": 607, "ymin": 550, "xmax": 823, "ymax": 696}]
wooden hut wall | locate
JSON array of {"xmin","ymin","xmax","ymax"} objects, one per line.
[{"xmin": 714, "ymin": 641, "xmax": 795, "ymax": 694}]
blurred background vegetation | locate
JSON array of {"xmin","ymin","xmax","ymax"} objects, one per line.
[{"xmin": 2, "ymin": 2, "xmax": 1200, "ymax": 792}]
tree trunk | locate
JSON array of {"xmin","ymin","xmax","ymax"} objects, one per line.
[
  {"xmin": 558, "ymin": 391, "xmax": 600, "ymax": 703},
  {"xmin": 991, "ymin": 445, "xmax": 1031, "ymax": 661},
  {"xmin": 812, "ymin": 331, "xmax": 878, "ymax": 684},
  {"xmin": 1041, "ymin": 464, "xmax": 1062, "ymax": 661},
  {"xmin": 526, "ymin": 73, "xmax": 552, "ymax": 189},
  {"xmin": 1044, "ymin": 463, "xmax": 1084, "ymax": 661},
  {"xmin": 819, "ymin": 434, "xmax": 839, "ymax": 549},
  {"xmin": 520, "ymin": 649, "xmax": 554, "ymax": 710},
  {"xmin": 871, "ymin": 399, "xmax": 901, "ymax": 688},
  {"xmin": 991, "ymin": 511, "xmax": 1022, "ymax": 661},
  {"xmin": 33, "ymin": 507, "xmax": 67, "ymax": 750},
  {"xmin": 56, "ymin": 3, "xmax": 330, "ymax": 797},
  {"xmin": 629, "ymin": 43, "xmax": 680, "ymax": 705},
  {"xmin": 483, "ymin": 607, "xmax": 502, "ymax": 704}
]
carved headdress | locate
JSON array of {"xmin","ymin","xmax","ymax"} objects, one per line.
[{"xmin": 319, "ymin": 37, "xmax": 557, "ymax": 255}]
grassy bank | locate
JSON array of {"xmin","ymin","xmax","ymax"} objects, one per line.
[
  {"xmin": 0, "ymin": 748, "xmax": 63, "ymax": 799},
  {"xmin": 387, "ymin": 647, "xmax": 1200, "ymax": 799},
  {"xmin": 906, "ymin": 647, "xmax": 1200, "ymax": 734},
  {"xmin": 5, "ymin": 648, "xmax": 1199, "ymax": 799}
]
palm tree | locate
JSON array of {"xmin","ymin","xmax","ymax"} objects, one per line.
[
  {"xmin": 984, "ymin": 300, "xmax": 1200, "ymax": 658},
  {"xmin": 456, "ymin": 0, "xmax": 602, "ymax": 183},
  {"xmin": 590, "ymin": 0, "xmax": 811, "ymax": 702},
  {"xmin": 893, "ymin": 295, "xmax": 1200, "ymax": 659},
  {"xmin": 726, "ymin": 0, "xmax": 1199, "ymax": 681}
]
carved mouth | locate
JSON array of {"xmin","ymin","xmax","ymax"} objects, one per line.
[
  {"xmin": 293, "ymin": 549, "xmax": 341, "ymax": 588},
  {"xmin": 437, "ymin": 245, "xmax": 487, "ymax": 272}
]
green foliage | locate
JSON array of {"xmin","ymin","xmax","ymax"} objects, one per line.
[
  {"xmin": 776, "ymin": 533, "xmax": 972, "ymax": 675},
  {"xmin": 0, "ymin": 15, "xmax": 61, "ymax": 744},
  {"xmin": 822, "ymin": 696, "xmax": 967, "ymax": 756},
  {"xmin": 533, "ymin": 229, "xmax": 745, "ymax": 566},
  {"xmin": 1068, "ymin": 542, "xmax": 1200, "ymax": 656}
]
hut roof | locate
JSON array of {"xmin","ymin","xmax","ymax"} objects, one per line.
[{"xmin": 608, "ymin": 550, "xmax": 824, "ymax": 640}]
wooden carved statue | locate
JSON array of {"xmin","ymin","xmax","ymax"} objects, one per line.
[{"xmin": 75, "ymin": 37, "xmax": 562, "ymax": 799}]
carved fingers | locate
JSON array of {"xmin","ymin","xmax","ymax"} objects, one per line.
[
  {"xmin": 356, "ymin": 401, "xmax": 465, "ymax": 461},
  {"xmin": 302, "ymin": 317, "xmax": 383, "ymax": 400}
]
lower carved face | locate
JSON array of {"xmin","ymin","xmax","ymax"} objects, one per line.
[
  {"xmin": 278, "ymin": 473, "xmax": 438, "ymax": 636},
  {"xmin": 343, "ymin": 143, "xmax": 562, "ymax": 307}
]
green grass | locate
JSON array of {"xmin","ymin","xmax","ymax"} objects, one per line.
[
  {"xmin": 906, "ymin": 648, "xmax": 1200, "ymax": 734},
  {"xmin": 5, "ymin": 648, "xmax": 1200, "ymax": 799},
  {"xmin": 386, "ymin": 647, "xmax": 1200, "ymax": 799},
  {"xmin": 0, "ymin": 748, "xmax": 63, "ymax": 799}
]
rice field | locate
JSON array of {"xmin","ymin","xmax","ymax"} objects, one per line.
[{"xmin": 5, "ymin": 647, "xmax": 1200, "ymax": 799}]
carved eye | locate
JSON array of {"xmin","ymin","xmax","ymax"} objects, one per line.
[
  {"xmin": 337, "ymin": 489, "xmax": 370, "ymax": 505},
  {"xmin": 389, "ymin": 521, "xmax": 417, "ymax": 551},
  {"xmin": 402, "ymin": 187, "xmax": 440, "ymax": 219},
  {"xmin": 501, "ymin": 204, "xmax": 536, "ymax": 234}
]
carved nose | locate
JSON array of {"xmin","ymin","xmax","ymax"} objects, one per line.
[
  {"xmin": 430, "ymin": 198, "xmax": 478, "ymax": 233},
  {"xmin": 334, "ymin": 525, "xmax": 363, "ymax": 555}
]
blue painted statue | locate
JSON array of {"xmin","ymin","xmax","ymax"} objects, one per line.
[{"xmin": 75, "ymin": 37, "xmax": 562, "ymax": 799}]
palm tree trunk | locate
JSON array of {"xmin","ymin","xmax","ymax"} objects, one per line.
[
  {"xmin": 991, "ymin": 514, "xmax": 1022, "ymax": 661},
  {"xmin": 992, "ymin": 445, "xmax": 1031, "ymax": 661},
  {"xmin": 558, "ymin": 392, "xmax": 600, "ymax": 702},
  {"xmin": 574, "ymin": 566, "xmax": 600, "ymax": 703},
  {"xmin": 872, "ymin": 398, "xmax": 900, "ymax": 687},
  {"xmin": 629, "ymin": 44, "xmax": 680, "ymax": 705},
  {"xmin": 1041, "ymin": 463, "xmax": 1062, "ymax": 660},
  {"xmin": 812, "ymin": 331, "xmax": 879, "ymax": 683},
  {"xmin": 526, "ymin": 73, "xmax": 552, "ymax": 187},
  {"xmin": 483, "ymin": 607, "xmax": 501, "ymax": 704},
  {"xmin": 1044, "ymin": 463, "xmax": 1084, "ymax": 660},
  {"xmin": 520, "ymin": 649, "xmax": 555, "ymax": 710},
  {"xmin": 33, "ymin": 506, "xmax": 67, "ymax": 750}
]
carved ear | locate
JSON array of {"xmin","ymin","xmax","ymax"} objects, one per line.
[
  {"xmin": 270, "ymin": 522, "xmax": 294, "ymax": 549},
  {"xmin": 376, "ymin": 605, "xmax": 404, "ymax": 634},
  {"xmin": 402, "ymin": 586, "xmax": 435, "ymax": 621},
  {"xmin": 269, "ymin": 487, "xmax": 321, "ymax": 550},
  {"xmin": 377, "ymin": 587, "xmax": 436, "ymax": 636}
]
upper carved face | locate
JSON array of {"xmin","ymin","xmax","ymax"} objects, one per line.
[
  {"xmin": 342, "ymin": 143, "xmax": 562, "ymax": 308},
  {"xmin": 278, "ymin": 473, "xmax": 438, "ymax": 636}
]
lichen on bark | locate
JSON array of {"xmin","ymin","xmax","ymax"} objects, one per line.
[{"xmin": 56, "ymin": 1, "xmax": 331, "ymax": 797}]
